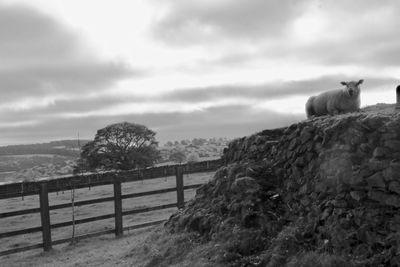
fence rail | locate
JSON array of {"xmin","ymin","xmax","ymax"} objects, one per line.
[
  {"xmin": 0, "ymin": 159, "xmax": 221, "ymax": 200},
  {"xmin": 0, "ymin": 159, "xmax": 221, "ymax": 257}
]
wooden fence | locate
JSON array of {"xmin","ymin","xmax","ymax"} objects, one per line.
[{"xmin": 0, "ymin": 159, "xmax": 221, "ymax": 257}]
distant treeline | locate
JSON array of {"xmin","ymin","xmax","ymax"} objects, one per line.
[{"xmin": 0, "ymin": 140, "xmax": 90, "ymax": 157}]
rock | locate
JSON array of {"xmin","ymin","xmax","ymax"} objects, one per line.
[
  {"xmin": 300, "ymin": 197, "xmax": 311, "ymax": 206},
  {"xmin": 230, "ymin": 177, "xmax": 261, "ymax": 195},
  {"xmin": 384, "ymin": 140, "xmax": 400, "ymax": 151},
  {"xmin": 350, "ymin": 191, "xmax": 366, "ymax": 201},
  {"xmin": 288, "ymin": 139, "xmax": 298, "ymax": 151},
  {"xmin": 187, "ymin": 213, "xmax": 202, "ymax": 232},
  {"xmin": 213, "ymin": 178, "xmax": 228, "ymax": 195},
  {"xmin": 320, "ymin": 206, "xmax": 333, "ymax": 220},
  {"xmin": 368, "ymin": 190, "xmax": 388, "ymax": 204},
  {"xmin": 391, "ymin": 162, "xmax": 400, "ymax": 173},
  {"xmin": 359, "ymin": 166, "xmax": 374, "ymax": 178},
  {"xmin": 368, "ymin": 159, "xmax": 389, "ymax": 171},
  {"xmin": 332, "ymin": 199, "xmax": 348, "ymax": 208},
  {"xmin": 385, "ymin": 194, "xmax": 400, "ymax": 207},
  {"xmin": 367, "ymin": 190, "xmax": 400, "ymax": 207},
  {"xmin": 359, "ymin": 143, "xmax": 372, "ymax": 153},
  {"xmin": 381, "ymin": 132, "xmax": 399, "ymax": 141},
  {"xmin": 315, "ymin": 181, "xmax": 328, "ymax": 193},
  {"xmin": 294, "ymin": 156, "xmax": 305, "ymax": 167},
  {"xmin": 314, "ymin": 142, "xmax": 323, "ymax": 153},
  {"xmin": 366, "ymin": 172, "xmax": 386, "ymax": 189},
  {"xmin": 389, "ymin": 181, "xmax": 400, "ymax": 195},
  {"xmin": 342, "ymin": 173, "xmax": 363, "ymax": 186},
  {"xmin": 383, "ymin": 164, "xmax": 400, "ymax": 181},
  {"xmin": 298, "ymin": 183, "xmax": 309, "ymax": 195},
  {"xmin": 299, "ymin": 128, "xmax": 313, "ymax": 144},
  {"xmin": 373, "ymin": 147, "xmax": 389, "ymax": 158},
  {"xmin": 288, "ymin": 129, "xmax": 299, "ymax": 140},
  {"xmin": 361, "ymin": 115, "xmax": 386, "ymax": 130}
]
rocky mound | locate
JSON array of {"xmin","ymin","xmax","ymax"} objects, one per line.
[{"xmin": 165, "ymin": 104, "xmax": 400, "ymax": 266}]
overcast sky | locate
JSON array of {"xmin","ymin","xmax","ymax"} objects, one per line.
[{"xmin": 0, "ymin": 0, "xmax": 399, "ymax": 145}]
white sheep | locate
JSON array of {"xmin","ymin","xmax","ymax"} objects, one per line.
[{"xmin": 305, "ymin": 80, "xmax": 363, "ymax": 118}]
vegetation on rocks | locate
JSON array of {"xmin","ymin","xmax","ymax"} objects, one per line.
[{"xmin": 141, "ymin": 104, "xmax": 400, "ymax": 266}]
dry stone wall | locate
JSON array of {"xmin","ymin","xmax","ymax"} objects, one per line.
[
  {"xmin": 167, "ymin": 106, "xmax": 400, "ymax": 265},
  {"xmin": 261, "ymin": 112, "xmax": 399, "ymax": 206},
  {"xmin": 223, "ymin": 110, "xmax": 400, "ymax": 208}
]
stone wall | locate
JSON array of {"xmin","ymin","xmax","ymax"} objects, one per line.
[
  {"xmin": 221, "ymin": 127, "xmax": 285, "ymax": 164},
  {"xmin": 225, "ymin": 110, "xmax": 400, "ymax": 208},
  {"xmin": 167, "ymin": 106, "xmax": 400, "ymax": 265}
]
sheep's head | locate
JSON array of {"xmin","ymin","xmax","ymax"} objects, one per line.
[{"xmin": 341, "ymin": 79, "xmax": 363, "ymax": 97}]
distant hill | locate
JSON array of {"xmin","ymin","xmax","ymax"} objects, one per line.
[
  {"xmin": 0, "ymin": 139, "xmax": 91, "ymax": 157},
  {"xmin": 159, "ymin": 137, "xmax": 229, "ymax": 164},
  {"xmin": 0, "ymin": 140, "xmax": 92, "ymax": 182},
  {"xmin": 0, "ymin": 137, "xmax": 230, "ymax": 183}
]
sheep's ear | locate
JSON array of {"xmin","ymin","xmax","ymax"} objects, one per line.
[
  {"xmin": 357, "ymin": 79, "xmax": 364, "ymax": 85},
  {"xmin": 341, "ymin": 82, "xmax": 347, "ymax": 86}
]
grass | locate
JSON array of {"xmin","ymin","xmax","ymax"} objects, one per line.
[
  {"xmin": 0, "ymin": 225, "xmax": 225, "ymax": 267},
  {"xmin": 0, "ymin": 171, "xmax": 214, "ymax": 262},
  {"xmin": 1, "ymin": 226, "xmax": 154, "ymax": 267}
]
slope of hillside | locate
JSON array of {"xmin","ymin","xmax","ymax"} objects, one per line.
[
  {"xmin": 0, "ymin": 140, "xmax": 90, "ymax": 183},
  {"xmin": 132, "ymin": 104, "xmax": 400, "ymax": 266},
  {"xmin": 0, "ymin": 140, "xmax": 90, "ymax": 157}
]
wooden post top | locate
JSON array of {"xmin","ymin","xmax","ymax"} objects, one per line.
[{"xmin": 397, "ymin": 85, "xmax": 400, "ymax": 109}]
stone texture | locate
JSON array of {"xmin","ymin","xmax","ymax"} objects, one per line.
[
  {"xmin": 389, "ymin": 181, "xmax": 400, "ymax": 195},
  {"xmin": 368, "ymin": 190, "xmax": 388, "ymax": 204},
  {"xmin": 167, "ymin": 106, "xmax": 400, "ymax": 266},
  {"xmin": 350, "ymin": 190, "xmax": 366, "ymax": 201},
  {"xmin": 230, "ymin": 176, "xmax": 261, "ymax": 195},
  {"xmin": 384, "ymin": 194, "xmax": 400, "ymax": 207},
  {"xmin": 383, "ymin": 165, "xmax": 400, "ymax": 181},
  {"xmin": 373, "ymin": 147, "xmax": 389, "ymax": 158},
  {"xmin": 368, "ymin": 159, "xmax": 389, "ymax": 171},
  {"xmin": 366, "ymin": 172, "xmax": 386, "ymax": 189},
  {"xmin": 384, "ymin": 140, "xmax": 400, "ymax": 151}
]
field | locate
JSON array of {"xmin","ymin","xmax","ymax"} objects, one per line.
[
  {"xmin": 0, "ymin": 154, "xmax": 76, "ymax": 183},
  {"xmin": 0, "ymin": 171, "xmax": 215, "ymax": 264},
  {"xmin": 0, "ymin": 138, "xmax": 228, "ymax": 184},
  {"xmin": 0, "ymin": 227, "xmax": 157, "ymax": 267}
]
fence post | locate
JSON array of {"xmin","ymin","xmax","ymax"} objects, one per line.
[
  {"xmin": 39, "ymin": 182, "xmax": 52, "ymax": 251},
  {"xmin": 175, "ymin": 166, "xmax": 184, "ymax": 209},
  {"xmin": 113, "ymin": 176, "xmax": 123, "ymax": 237},
  {"xmin": 396, "ymin": 85, "xmax": 400, "ymax": 109}
]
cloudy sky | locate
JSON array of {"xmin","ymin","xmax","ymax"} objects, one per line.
[{"xmin": 0, "ymin": 0, "xmax": 399, "ymax": 145}]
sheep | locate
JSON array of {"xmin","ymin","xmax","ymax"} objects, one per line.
[{"xmin": 305, "ymin": 80, "xmax": 363, "ymax": 118}]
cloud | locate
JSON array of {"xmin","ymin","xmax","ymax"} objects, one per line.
[
  {"xmin": 154, "ymin": 0, "xmax": 400, "ymax": 69},
  {"xmin": 156, "ymin": 75, "xmax": 397, "ymax": 103},
  {"xmin": 151, "ymin": 0, "xmax": 308, "ymax": 44},
  {"xmin": 1, "ymin": 1, "xmax": 399, "ymax": 146},
  {"xmin": 0, "ymin": 104, "xmax": 303, "ymax": 145},
  {"xmin": 0, "ymin": 4, "xmax": 78, "ymax": 66},
  {"xmin": 288, "ymin": 1, "xmax": 400, "ymax": 67},
  {"xmin": 0, "ymin": 3, "xmax": 134, "ymax": 103},
  {"xmin": 0, "ymin": 63, "xmax": 133, "ymax": 102},
  {"xmin": 0, "ymin": 74, "xmax": 394, "ymax": 130}
]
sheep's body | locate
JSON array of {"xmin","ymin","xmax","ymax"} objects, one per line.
[{"xmin": 306, "ymin": 80, "xmax": 363, "ymax": 118}]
